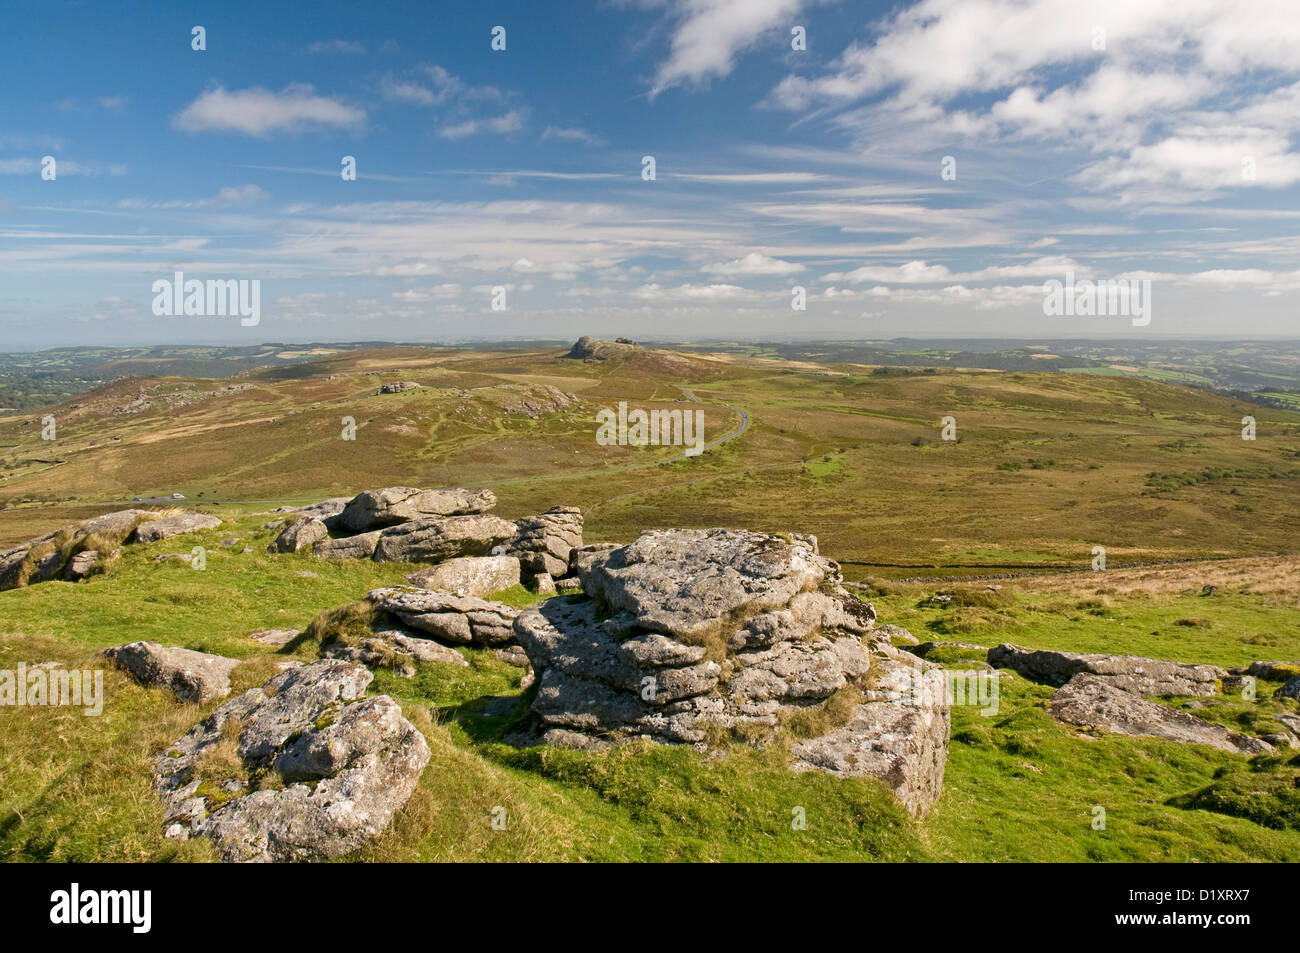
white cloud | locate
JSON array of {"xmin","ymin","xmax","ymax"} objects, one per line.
[
  {"xmin": 704, "ymin": 252, "xmax": 804, "ymax": 276},
  {"xmin": 652, "ymin": 0, "xmax": 808, "ymax": 95},
  {"xmin": 631, "ymin": 281, "xmax": 762, "ymax": 300},
  {"xmin": 306, "ymin": 39, "xmax": 366, "ymax": 54},
  {"xmin": 174, "ymin": 84, "xmax": 365, "ymax": 137},
  {"xmin": 392, "ymin": 283, "xmax": 461, "ymax": 300},
  {"xmin": 767, "ymin": 0, "xmax": 1300, "ymax": 204},
  {"xmin": 0, "ymin": 157, "xmax": 126, "ymax": 176},
  {"xmin": 541, "ymin": 126, "xmax": 606, "ymax": 146},
  {"xmin": 439, "ymin": 110, "xmax": 526, "ymax": 139}
]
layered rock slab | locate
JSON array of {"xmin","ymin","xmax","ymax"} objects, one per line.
[
  {"xmin": 989, "ymin": 643, "xmax": 1225, "ymax": 697},
  {"xmin": 509, "ymin": 506, "xmax": 583, "ymax": 580},
  {"xmin": 406, "ymin": 554, "xmax": 520, "ymax": 597},
  {"xmin": 155, "ymin": 660, "xmax": 429, "ymax": 862},
  {"xmin": 372, "ymin": 514, "xmax": 517, "ymax": 564},
  {"xmin": 1048, "ymin": 674, "xmax": 1272, "ymax": 755},
  {"xmin": 337, "ymin": 486, "xmax": 497, "ymax": 533},
  {"xmin": 133, "ymin": 512, "xmax": 223, "ymax": 543},
  {"xmin": 367, "ymin": 587, "xmax": 518, "ymax": 647}
]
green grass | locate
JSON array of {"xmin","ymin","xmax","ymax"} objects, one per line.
[
  {"xmin": 1, "ymin": 509, "xmax": 1298, "ymax": 861},
  {"xmin": 2, "ymin": 342, "xmax": 1300, "ymax": 862}
]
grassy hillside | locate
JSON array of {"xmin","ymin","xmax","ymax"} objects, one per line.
[
  {"xmin": 1, "ymin": 343, "xmax": 1298, "ymax": 862},
  {"xmin": 1, "ymin": 344, "xmax": 1298, "ymax": 571},
  {"xmin": 0, "ymin": 511, "xmax": 1296, "ymax": 861}
]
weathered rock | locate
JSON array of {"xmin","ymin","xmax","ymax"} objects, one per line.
[
  {"xmin": 62, "ymin": 549, "xmax": 101, "ymax": 581},
  {"xmin": 133, "ymin": 512, "xmax": 223, "ymax": 543},
  {"xmin": 28, "ymin": 548, "xmax": 65, "ymax": 584},
  {"xmin": 324, "ymin": 629, "xmax": 469, "ymax": 674},
  {"xmin": 368, "ymin": 587, "xmax": 519, "ymax": 647},
  {"xmin": 405, "ymin": 554, "xmax": 520, "ymax": 597},
  {"xmin": 337, "ymin": 486, "xmax": 496, "ymax": 533},
  {"xmin": 872, "ymin": 623, "xmax": 919, "ymax": 646},
  {"xmin": 268, "ymin": 517, "xmax": 328, "ymax": 554},
  {"xmin": 577, "ymin": 528, "xmax": 833, "ymax": 641},
  {"xmin": 378, "ymin": 381, "xmax": 422, "ymax": 394},
  {"xmin": 248, "ymin": 628, "xmax": 299, "ymax": 647},
  {"xmin": 1048, "ymin": 674, "xmax": 1273, "ymax": 754},
  {"xmin": 509, "ymin": 506, "xmax": 583, "ymax": 580},
  {"xmin": 533, "ymin": 572, "xmax": 557, "ymax": 596},
  {"xmin": 372, "ymin": 514, "xmax": 517, "ymax": 564},
  {"xmin": 78, "ymin": 509, "xmax": 152, "ymax": 536},
  {"xmin": 313, "ymin": 530, "xmax": 383, "ymax": 560},
  {"xmin": 792, "ymin": 654, "xmax": 950, "ymax": 816},
  {"xmin": 988, "ymin": 643, "xmax": 1225, "ymax": 697},
  {"xmin": 555, "ymin": 576, "xmax": 583, "ymax": 593},
  {"xmin": 1229, "ymin": 660, "xmax": 1300, "ymax": 681},
  {"xmin": 104, "ymin": 641, "xmax": 240, "ymax": 704},
  {"xmin": 510, "ymin": 527, "xmax": 950, "ymax": 814},
  {"xmin": 155, "ymin": 660, "xmax": 429, "ymax": 862},
  {"xmin": 493, "ymin": 645, "xmax": 530, "ymax": 668},
  {"xmin": 569, "ymin": 542, "xmax": 619, "ymax": 578},
  {"xmin": 1278, "ymin": 676, "xmax": 1300, "ymax": 701},
  {"xmin": 0, "ymin": 549, "xmax": 27, "ymax": 589}
]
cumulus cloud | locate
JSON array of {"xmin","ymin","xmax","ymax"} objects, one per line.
[
  {"xmin": 174, "ymin": 84, "xmax": 365, "ymax": 137},
  {"xmin": 703, "ymin": 252, "xmax": 804, "ymax": 276},
  {"xmin": 766, "ymin": 0, "xmax": 1300, "ymax": 202}
]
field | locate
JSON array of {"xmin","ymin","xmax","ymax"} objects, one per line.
[{"xmin": 1, "ymin": 341, "xmax": 1298, "ymax": 862}]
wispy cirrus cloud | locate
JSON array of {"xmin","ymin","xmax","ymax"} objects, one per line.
[
  {"xmin": 541, "ymin": 126, "xmax": 606, "ymax": 147},
  {"xmin": 306, "ymin": 39, "xmax": 366, "ymax": 54}
]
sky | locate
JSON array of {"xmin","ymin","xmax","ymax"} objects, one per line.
[{"xmin": 2, "ymin": 0, "xmax": 1299, "ymax": 349}]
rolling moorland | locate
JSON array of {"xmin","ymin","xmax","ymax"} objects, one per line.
[{"xmin": 0, "ymin": 339, "xmax": 1298, "ymax": 861}]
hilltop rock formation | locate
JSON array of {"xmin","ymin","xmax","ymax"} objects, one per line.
[
  {"xmin": 0, "ymin": 507, "xmax": 220, "ymax": 592},
  {"xmin": 988, "ymin": 643, "xmax": 1225, "ymax": 697},
  {"xmin": 1049, "ymin": 674, "xmax": 1273, "ymax": 755},
  {"xmin": 508, "ymin": 506, "xmax": 583, "ymax": 581},
  {"xmin": 566, "ymin": 336, "xmax": 640, "ymax": 361},
  {"xmin": 105, "ymin": 642, "xmax": 240, "ymax": 704},
  {"xmin": 511, "ymin": 527, "xmax": 949, "ymax": 816},
  {"xmin": 155, "ymin": 660, "xmax": 429, "ymax": 862}
]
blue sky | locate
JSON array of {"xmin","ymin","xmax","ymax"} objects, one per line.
[{"xmin": 2, "ymin": 0, "xmax": 1299, "ymax": 348}]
